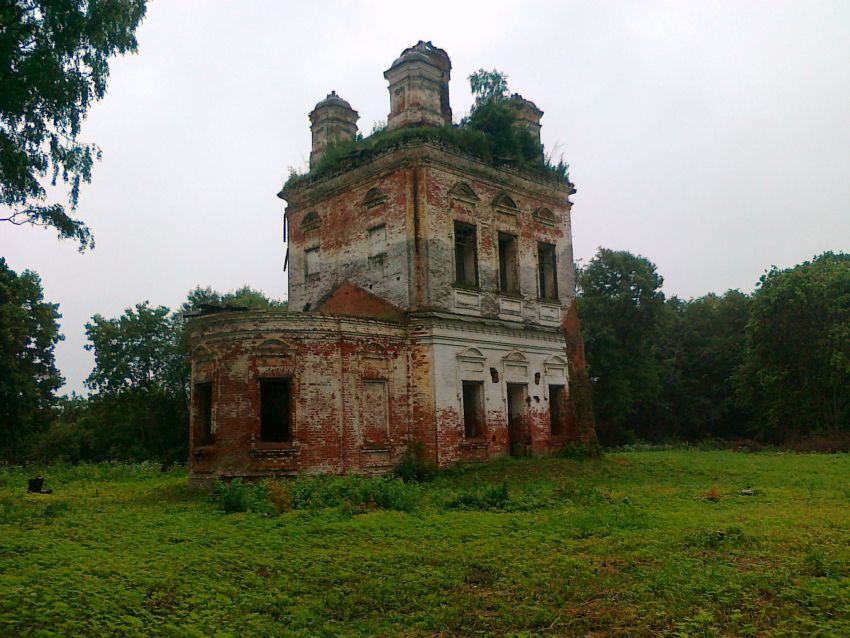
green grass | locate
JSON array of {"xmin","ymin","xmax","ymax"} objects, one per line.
[{"xmin": 1, "ymin": 451, "xmax": 848, "ymax": 637}]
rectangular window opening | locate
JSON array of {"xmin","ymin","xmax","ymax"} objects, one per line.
[
  {"xmin": 538, "ymin": 242, "xmax": 558, "ymax": 300},
  {"xmin": 549, "ymin": 385, "xmax": 565, "ymax": 436},
  {"xmin": 260, "ymin": 378, "xmax": 292, "ymax": 443},
  {"xmin": 368, "ymin": 224, "xmax": 387, "ymax": 271},
  {"xmin": 498, "ymin": 232, "xmax": 519, "ymax": 293},
  {"xmin": 194, "ymin": 382, "xmax": 213, "ymax": 446},
  {"xmin": 462, "ymin": 380, "xmax": 485, "ymax": 439},
  {"xmin": 454, "ymin": 222, "xmax": 478, "ymax": 287}
]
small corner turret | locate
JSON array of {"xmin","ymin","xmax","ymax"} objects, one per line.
[
  {"xmin": 384, "ymin": 40, "xmax": 452, "ymax": 130},
  {"xmin": 508, "ymin": 93, "xmax": 544, "ymax": 150},
  {"xmin": 309, "ymin": 91, "xmax": 359, "ymax": 169}
]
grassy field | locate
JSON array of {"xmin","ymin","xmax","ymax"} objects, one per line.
[{"xmin": 1, "ymin": 451, "xmax": 848, "ymax": 637}]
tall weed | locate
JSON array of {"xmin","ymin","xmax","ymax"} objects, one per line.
[
  {"xmin": 266, "ymin": 479, "xmax": 292, "ymax": 514},
  {"xmin": 215, "ymin": 479, "xmax": 270, "ymax": 514},
  {"xmin": 445, "ymin": 480, "xmax": 510, "ymax": 511},
  {"xmin": 290, "ymin": 475, "xmax": 419, "ymax": 513},
  {"xmin": 558, "ymin": 442, "xmax": 604, "ymax": 460},
  {"xmin": 556, "ymin": 480, "xmax": 610, "ymax": 506},
  {"xmin": 395, "ymin": 441, "xmax": 437, "ymax": 483}
]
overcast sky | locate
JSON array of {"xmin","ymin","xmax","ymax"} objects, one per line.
[{"xmin": 3, "ymin": 0, "xmax": 849, "ymax": 394}]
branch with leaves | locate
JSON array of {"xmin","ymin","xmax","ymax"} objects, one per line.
[{"xmin": 0, "ymin": 0, "xmax": 147, "ymax": 251}]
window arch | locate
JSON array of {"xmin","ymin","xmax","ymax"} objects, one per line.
[
  {"xmin": 364, "ymin": 187, "xmax": 386, "ymax": 208},
  {"xmin": 299, "ymin": 211, "xmax": 321, "ymax": 232},
  {"xmin": 457, "ymin": 347, "xmax": 485, "ymax": 361},
  {"xmin": 492, "ymin": 192, "xmax": 519, "ymax": 215},
  {"xmin": 502, "ymin": 350, "xmax": 529, "ymax": 363},
  {"xmin": 256, "ymin": 339, "xmax": 294, "ymax": 356},
  {"xmin": 449, "ymin": 181, "xmax": 479, "ymax": 203},
  {"xmin": 533, "ymin": 207, "xmax": 556, "ymax": 226}
]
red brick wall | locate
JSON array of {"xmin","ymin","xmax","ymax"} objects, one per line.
[
  {"xmin": 194, "ymin": 142, "xmax": 595, "ymax": 482},
  {"xmin": 188, "ymin": 313, "xmax": 417, "ymax": 482},
  {"xmin": 286, "ymin": 167, "xmax": 412, "ymax": 313}
]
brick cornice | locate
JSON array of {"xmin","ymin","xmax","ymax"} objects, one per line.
[{"xmin": 282, "ymin": 140, "xmax": 573, "ymax": 214}]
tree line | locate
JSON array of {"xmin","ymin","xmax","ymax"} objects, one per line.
[
  {"xmin": 579, "ymin": 249, "xmax": 850, "ymax": 447},
  {"xmin": 1, "ymin": 271, "xmax": 285, "ymax": 464},
  {"xmin": 2, "ymin": 249, "xmax": 848, "ymax": 464}
]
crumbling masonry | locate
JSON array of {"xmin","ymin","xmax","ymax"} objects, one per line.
[{"xmin": 188, "ymin": 42, "xmax": 595, "ymax": 484}]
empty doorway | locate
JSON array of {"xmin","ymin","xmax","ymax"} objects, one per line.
[
  {"xmin": 506, "ymin": 383, "xmax": 527, "ymax": 457},
  {"xmin": 462, "ymin": 381, "xmax": 485, "ymax": 439},
  {"xmin": 260, "ymin": 378, "xmax": 292, "ymax": 443}
]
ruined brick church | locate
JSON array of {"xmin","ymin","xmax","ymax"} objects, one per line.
[{"xmin": 188, "ymin": 42, "xmax": 595, "ymax": 485}]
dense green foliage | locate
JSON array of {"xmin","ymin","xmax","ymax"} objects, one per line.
[
  {"xmin": 579, "ymin": 248, "xmax": 850, "ymax": 447},
  {"xmin": 0, "ymin": 258, "xmax": 63, "ymax": 463},
  {"xmin": 180, "ymin": 284, "xmax": 288, "ymax": 313},
  {"xmin": 85, "ymin": 303, "xmax": 185, "ymax": 395},
  {"xmin": 464, "ymin": 69, "xmax": 541, "ymax": 164},
  {"xmin": 1, "ymin": 452, "xmax": 848, "ymax": 636},
  {"xmin": 0, "ymin": 0, "xmax": 147, "ymax": 250},
  {"xmin": 27, "ymin": 285, "xmax": 285, "ymax": 463},
  {"xmin": 29, "ymin": 302, "xmax": 188, "ymax": 463},
  {"xmin": 468, "ymin": 68, "xmax": 510, "ymax": 108},
  {"xmin": 668, "ymin": 290, "xmax": 753, "ymax": 440},
  {"xmin": 577, "ymin": 249, "xmax": 671, "ymax": 443},
  {"xmin": 464, "ymin": 100, "xmax": 543, "ymax": 165},
  {"xmin": 737, "ymin": 252, "xmax": 850, "ymax": 439}
]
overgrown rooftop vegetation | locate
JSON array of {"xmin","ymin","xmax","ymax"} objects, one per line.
[{"xmin": 284, "ymin": 70, "xmax": 570, "ymax": 191}]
